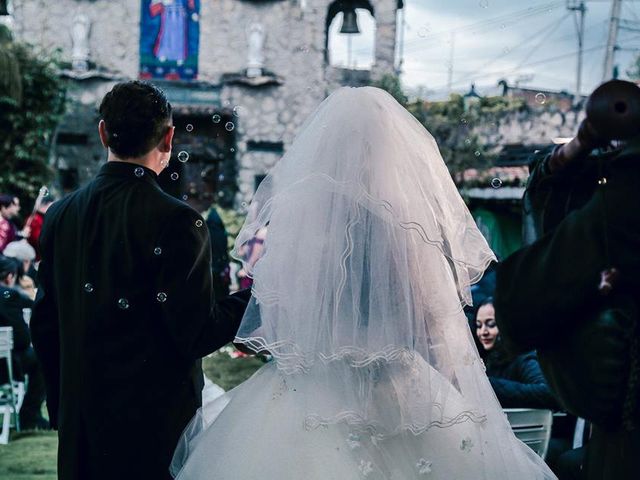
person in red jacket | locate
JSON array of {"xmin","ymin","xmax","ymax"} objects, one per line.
[{"xmin": 26, "ymin": 193, "xmax": 55, "ymax": 262}]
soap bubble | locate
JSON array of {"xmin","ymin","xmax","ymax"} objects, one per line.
[
  {"xmin": 225, "ymin": 122, "xmax": 235, "ymax": 132},
  {"xmin": 156, "ymin": 292, "xmax": 167, "ymax": 303},
  {"xmin": 118, "ymin": 298, "xmax": 130, "ymax": 310},
  {"xmin": 535, "ymin": 93, "xmax": 546, "ymax": 105},
  {"xmin": 186, "ymin": 124, "xmax": 194, "ymax": 132},
  {"xmin": 212, "ymin": 114, "xmax": 221, "ymax": 123},
  {"xmin": 84, "ymin": 283, "xmax": 94, "ymax": 293},
  {"xmin": 177, "ymin": 151, "xmax": 189, "ymax": 163},
  {"xmin": 171, "ymin": 172, "xmax": 179, "ymax": 181},
  {"xmin": 491, "ymin": 178, "xmax": 503, "ymax": 189}
]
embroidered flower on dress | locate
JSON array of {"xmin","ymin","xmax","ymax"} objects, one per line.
[
  {"xmin": 347, "ymin": 433, "xmax": 361, "ymax": 449},
  {"xmin": 460, "ymin": 437, "xmax": 474, "ymax": 452},
  {"xmin": 416, "ymin": 458, "xmax": 432, "ymax": 475},
  {"xmin": 359, "ymin": 460, "xmax": 373, "ymax": 477}
]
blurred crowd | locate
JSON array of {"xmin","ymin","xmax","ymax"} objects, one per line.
[{"xmin": 0, "ymin": 192, "xmax": 54, "ymax": 429}]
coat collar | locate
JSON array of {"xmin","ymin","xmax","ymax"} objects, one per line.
[{"xmin": 96, "ymin": 161, "xmax": 159, "ymax": 186}]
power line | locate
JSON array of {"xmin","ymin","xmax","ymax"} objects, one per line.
[
  {"xmin": 351, "ymin": 1, "xmax": 566, "ymax": 56},
  {"xmin": 430, "ymin": 43, "xmax": 608, "ymax": 92}
]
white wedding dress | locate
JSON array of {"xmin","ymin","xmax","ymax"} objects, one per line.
[{"xmin": 171, "ymin": 87, "xmax": 557, "ymax": 479}]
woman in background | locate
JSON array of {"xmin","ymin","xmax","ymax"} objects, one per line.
[{"xmin": 475, "ymin": 296, "xmax": 559, "ymax": 410}]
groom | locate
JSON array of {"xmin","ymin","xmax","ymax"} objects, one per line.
[{"xmin": 31, "ymin": 81, "xmax": 251, "ymax": 480}]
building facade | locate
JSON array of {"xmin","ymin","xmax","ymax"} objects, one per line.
[{"xmin": 8, "ymin": 0, "xmax": 402, "ymax": 206}]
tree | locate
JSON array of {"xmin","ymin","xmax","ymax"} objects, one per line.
[
  {"xmin": 0, "ymin": 25, "xmax": 66, "ymax": 210},
  {"xmin": 408, "ymin": 94, "xmax": 527, "ymax": 176}
]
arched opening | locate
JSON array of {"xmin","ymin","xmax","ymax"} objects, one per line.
[{"xmin": 326, "ymin": 0, "xmax": 375, "ymax": 70}]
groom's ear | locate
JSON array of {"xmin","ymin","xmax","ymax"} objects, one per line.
[{"xmin": 159, "ymin": 125, "xmax": 175, "ymax": 154}]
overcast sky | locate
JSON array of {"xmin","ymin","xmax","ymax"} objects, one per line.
[{"xmin": 329, "ymin": 0, "xmax": 640, "ymax": 99}]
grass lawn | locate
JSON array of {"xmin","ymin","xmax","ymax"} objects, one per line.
[
  {"xmin": 0, "ymin": 349, "xmax": 264, "ymax": 479},
  {"xmin": 0, "ymin": 431, "xmax": 57, "ymax": 480}
]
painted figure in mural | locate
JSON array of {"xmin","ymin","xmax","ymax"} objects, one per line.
[{"xmin": 149, "ymin": 0, "xmax": 195, "ymax": 64}]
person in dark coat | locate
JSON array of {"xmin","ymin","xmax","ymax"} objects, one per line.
[
  {"xmin": 494, "ymin": 135, "xmax": 640, "ymax": 479},
  {"xmin": 474, "ymin": 297, "xmax": 559, "ymax": 410},
  {"xmin": 30, "ymin": 81, "xmax": 251, "ymax": 480},
  {"xmin": 206, "ymin": 206, "xmax": 231, "ymax": 299},
  {"xmin": 0, "ymin": 255, "xmax": 47, "ymax": 429}
]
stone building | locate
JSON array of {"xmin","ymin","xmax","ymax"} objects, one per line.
[{"xmin": 7, "ymin": 0, "xmax": 403, "ymax": 207}]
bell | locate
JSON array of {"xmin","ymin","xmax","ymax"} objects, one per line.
[{"xmin": 340, "ymin": 8, "xmax": 360, "ymax": 34}]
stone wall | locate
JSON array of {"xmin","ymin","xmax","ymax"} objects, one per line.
[{"xmin": 11, "ymin": 0, "xmax": 401, "ymax": 205}]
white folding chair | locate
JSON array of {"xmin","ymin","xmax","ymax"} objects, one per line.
[
  {"xmin": 504, "ymin": 408, "xmax": 553, "ymax": 459},
  {"xmin": 0, "ymin": 326, "xmax": 24, "ymax": 444}
]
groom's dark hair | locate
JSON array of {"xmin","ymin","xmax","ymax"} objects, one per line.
[{"xmin": 99, "ymin": 80, "xmax": 172, "ymax": 158}]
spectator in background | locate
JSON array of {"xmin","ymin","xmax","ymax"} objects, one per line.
[
  {"xmin": 0, "ymin": 194, "xmax": 31, "ymax": 253},
  {"xmin": 1, "ymin": 195, "xmax": 19, "ymax": 252},
  {"xmin": 475, "ymin": 297, "xmax": 559, "ymax": 410},
  {"xmin": 26, "ymin": 192, "xmax": 55, "ymax": 262},
  {"xmin": 475, "ymin": 297, "xmax": 582, "ymax": 475},
  {"xmin": 3, "ymin": 240, "xmax": 37, "ymax": 299},
  {"xmin": 236, "ymin": 226, "xmax": 267, "ymax": 290},
  {"xmin": 0, "ymin": 255, "xmax": 48, "ymax": 429},
  {"xmin": 206, "ymin": 207, "xmax": 231, "ymax": 299}
]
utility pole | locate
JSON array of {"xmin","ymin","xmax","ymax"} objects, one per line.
[
  {"xmin": 447, "ymin": 32, "xmax": 455, "ymax": 95},
  {"xmin": 603, "ymin": 0, "xmax": 622, "ymax": 81},
  {"xmin": 567, "ymin": 1, "xmax": 586, "ymax": 101},
  {"xmin": 396, "ymin": 6, "xmax": 405, "ymax": 74}
]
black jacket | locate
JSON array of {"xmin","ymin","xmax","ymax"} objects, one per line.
[
  {"xmin": 0, "ymin": 285, "xmax": 33, "ymax": 351},
  {"xmin": 30, "ymin": 161, "xmax": 250, "ymax": 480},
  {"xmin": 495, "ymin": 141, "xmax": 640, "ymax": 352},
  {"xmin": 486, "ymin": 350, "xmax": 559, "ymax": 410},
  {"xmin": 494, "ymin": 140, "xmax": 640, "ymax": 479}
]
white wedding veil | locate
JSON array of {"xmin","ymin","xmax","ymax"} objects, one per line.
[{"xmin": 233, "ymin": 86, "xmax": 495, "ymax": 371}]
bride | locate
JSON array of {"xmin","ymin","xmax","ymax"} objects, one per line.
[{"xmin": 171, "ymin": 87, "xmax": 556, "ymax": 479}]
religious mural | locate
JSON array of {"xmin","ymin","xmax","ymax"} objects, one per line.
[{"xmin": 139, "ymin": 0, "xmax": 200, "ymax": 81}]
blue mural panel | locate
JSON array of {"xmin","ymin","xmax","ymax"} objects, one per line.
[{"xmin": 140, "ymin": 0, "xmax": 200, "ymax": 81}]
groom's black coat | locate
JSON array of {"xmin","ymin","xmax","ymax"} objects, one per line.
[{"xmin": 31, "ymin": 161, "xmax": 250, "ymax": 480}]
